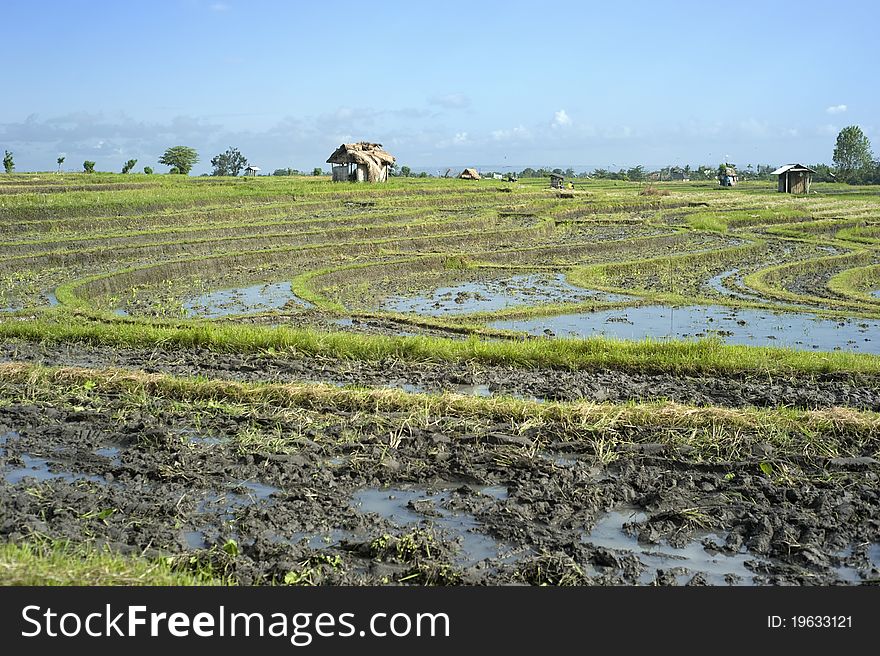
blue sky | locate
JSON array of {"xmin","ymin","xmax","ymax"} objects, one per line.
[{"xmin": 3, "ymin": 0, "xmax": 877, "ymax": 174}]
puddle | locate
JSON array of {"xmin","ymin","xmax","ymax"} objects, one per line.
[
  {"xmin": 196, "ymin": 480, "xmax": 281, "ymax": 519},
  {"xmin": 834, "ymin": 544, "xmax": 880, "ymax": 582},
  {"xmin": 183, "ymin": 282, "xmax": 312, "ymax": 318},
  {"xmin": 352, "ymin": 485, "xmax": 512, "ymax": 565},
  {"xmin": 451, "ymin": 383, "xmax": 492, "ymax": 397},
  {"xmin": 491, "ymin": 305, "xmax": 880, "ymax": 354},
  {"xmin": 184, "ymin": 530, "xmax": 208, "ymax": 549},
  {"xmin": 4, "ymin": 453, "xmax": 105, "ymax": 485},
  {"xmin": 872, "ymin": 290, "xmax": 880, "ymax": 299},
  {"xmin": 382, "ymin": 273, "xmax": 631, "ymax": 316},
  {"xmin": 94, "ymin": 446, "xmax": 122, "ymax": 465},
  {"xmin": 45, "ymin": 290, "xmax": 60, "ymax": 307},
  {"xmin": 385, "ymin": 380, "xmax": 492, "ymax": 397},
  {"xmin": 584, "ymin": 509, "xmax": 760, "ymax": 585},
  {"xmin": 706, "ymin": 269, "xmax": 763, "ymax": 301},
  {"xmin": 289, "ymin": 529, "xmax": 353, "ymax": 550},
  {"xmin": 173, "ymin": 428, "xmax": 224, "ymax": 446},
  {"xmin": 236, "ymin": 479, "xmax": 281, "ymax": 500}
]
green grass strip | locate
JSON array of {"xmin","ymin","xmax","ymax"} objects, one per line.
[
  {"xmin": 2, "ymin": 314, "xmax": 880, "ymax": 375},
  {"xmin": 0, "ymin": 540, "xmax": 228, "ymax": 586}
]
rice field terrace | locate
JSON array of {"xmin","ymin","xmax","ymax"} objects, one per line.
[{"xmin": 1, "ymin": 172, "xmax": 879, "ymax": 586}]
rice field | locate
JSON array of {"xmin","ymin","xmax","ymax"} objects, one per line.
[{"xmin": 1, "ymin": 172, "xmax": 879, "ymax": 586}]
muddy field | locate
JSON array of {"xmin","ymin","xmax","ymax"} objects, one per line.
[
  {"xmin": 2, "ymin": 372, "xmax": 878, "ymax": 586},
  {"xmin": 4, "ymin": 338, "xmax": 880, "ymax": 410}
]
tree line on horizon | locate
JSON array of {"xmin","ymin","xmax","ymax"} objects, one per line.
[{"xmin": 2, "ymin": 126, "xmax": 877, "ymax": 184}]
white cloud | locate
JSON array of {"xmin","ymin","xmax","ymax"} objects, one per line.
[
  {"xmin": 210, "ymin": 3, "xmax": 230, "ymax": 12},
  {"xmin": 553, "ymin": 109, "xmax": 571, "ymax": 127},
  {"xmin": 453, "ymin": 132, "xmax": 468, "ymax": 144},
  {"xmin": 817, "ymin": 123, "xmax": 840, "ymax": 136},
  {"xmin": 826, "ymin": 104, "xmax": 847, "ymax": 114},
  {"xmin": 491, "ymin": 125, "xmax": 531, "ymax": 141}
]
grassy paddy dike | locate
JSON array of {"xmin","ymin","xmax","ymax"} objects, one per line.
[{"xmin": 1, "ymin": 172, "xmax": 879, "ymax": 586}]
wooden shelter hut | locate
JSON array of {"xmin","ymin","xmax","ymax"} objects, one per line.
[
  {"xmin": 458, "ymin": 168, "xmax": 481, "ymax": 180},
  {"xmin": 326, "ymin": 142, "xmax": 395, "ymax": 182},
  {"xmin": 771, "ymin": 164, "xmax": 816, "ymax": 194},
  {"xmin": 549, "ymin": 172, "xmax": 565, "ymax": 189},
  {"xmin": 719, "ymin": 166, "xmax": 738, "ymax": 187},
  {"xmin": 244, "ymin": 165, "xmax": 260, "ymax": 177}
]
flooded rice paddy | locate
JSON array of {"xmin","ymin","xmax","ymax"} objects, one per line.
[
  {"xmin": 382, "ymin": 273, "xmax": 631, "ymax": 315},
  {"xmin": 183, "ymin": 281, "xmax": 312, "ymax": 318},
  {"xmin": 492, "ymin": 305, "xmax": 880, "ymax": 353}
]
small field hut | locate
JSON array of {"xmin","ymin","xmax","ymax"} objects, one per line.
[
  {"xmin": 458, "ymin": 168, "xmax": 481, "ymax": 180},
  {"xmin": 719, "ymin": 166, "xmax": 738, "ymax": 187},
  {"xmin": 327, "ymin": 142, "xmax": 395, "ymax": 182},
  {"xmin": 244, "ymin": 165, "xmax": 260, "ymax": 177},
  {"xmin": 549, "ymin": 172, "xmax": 565, "ymax": 189},
  {"xmin": 771, "ymin": 164, "xmax": 815, "ymax": 194}
]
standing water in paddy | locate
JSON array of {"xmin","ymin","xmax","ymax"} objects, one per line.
[
  {"xmin": 382, "ymin": 273, "xmax": 631, "ymax": 316},
  {"xmin": 491, "ymin": 305, "xmax": 880, "ymax": 354},
  {"xmin": 182, "ymin": 281, "xmax": 312, "ymax": 318}
]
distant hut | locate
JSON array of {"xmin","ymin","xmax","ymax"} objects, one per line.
[
  {"xmin": 244, "ymin": 165, "xmax": 260, "ymax": 177},
  {"xmin": 771, "ymin": 163, "xmax": 816, "ymax": 194},
  {"xmin": 719, "ymin": 166, "xmax": 738, "ymax": 187},
  {"xmin": 326, "ymin": 142, "xmax": 395, "ymax": 182},
  {"xmin": 549, "ymin": 172, "xmax": 565, "ymax": 189},
  {"xmin": 458, "ymin": 168, "xmax": 481, "ymax": 180}
]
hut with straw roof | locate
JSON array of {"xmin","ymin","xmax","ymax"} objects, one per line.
[
  {"xmin": 718, "ymin": 165, "xmax": 738, "ymax": 187},
  {"xmin": 458, "ymin": 168, "xmax": 481, "ymax": 180},
  {"xmin": 327, "ymin": 142, "xmax": 396, "ymax": 182}
]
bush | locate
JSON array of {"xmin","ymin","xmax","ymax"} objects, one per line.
[
  {"xmin": 82, "ymin": 161, "xmax": 96, "ymax": 173},
  {"xmin": 639, "ymin": 184, "xmax": 670, "ymax": 197},
  {"xmin": 143, "ymin": 166, "xmax": 153, "ymax": 175}
]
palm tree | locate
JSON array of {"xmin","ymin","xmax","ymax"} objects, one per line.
[{"xmin": 57, "ymin": 156, "xmax": 65, "ymax": 173}]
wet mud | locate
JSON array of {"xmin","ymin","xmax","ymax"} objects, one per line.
[
  {"xmin": 2, "ymin": 339, "xmax": 879, "ymax": 411},
  {"xmin": 1, "ymin": 385, "xmax": 877, "ymax": 586}
]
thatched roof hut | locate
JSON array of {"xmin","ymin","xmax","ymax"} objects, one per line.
[
  {"xmin": 719, "ymin": 166, "xmax": 738, "ymax": 187},
  {"xmin": 327, "ymin": 142, "xmax": 396, "ymax": 182},
  {"xmin": 458, "ymin": 168, "xmax": 481, "ymax": 180}
]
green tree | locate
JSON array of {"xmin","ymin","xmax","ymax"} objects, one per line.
[
  {"xmin": 56, "ymin": 156, "xmax": 65, "ymax": 173},
  {"xmin": 626, "ymin": 165, "xmax": 645, "ymax": 182},
  {"xmin": 83, "ymin": 160, "xmax": 96, "ymax": 173},
  {"xmin": 121, "ymin": 159, "xmax": 138, "ymax": 174},
  {"xmin": 2, "ymin": 150, "xmax": 13, "ymax": 174},
  {"xmin": 143, "ymin": 166, "xmax": 153, "ymax": 175},
  {"xmin": 833, "ymin": 125, "xmax": 873, "ymax": 183},
  {"xmin": 158, "ymin": 146, "xmax": 199, "ymax": 175},
  {"xmin": 210, "ymin": 146, "xmax": 248, "ymax": 176},
  {"xmin": 312, "ymin": 167, "xmax": 323, "ymax": 176},
  {"xmin": 400, "ymin": 165, "xmax": 411, "ymax": 177}
]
